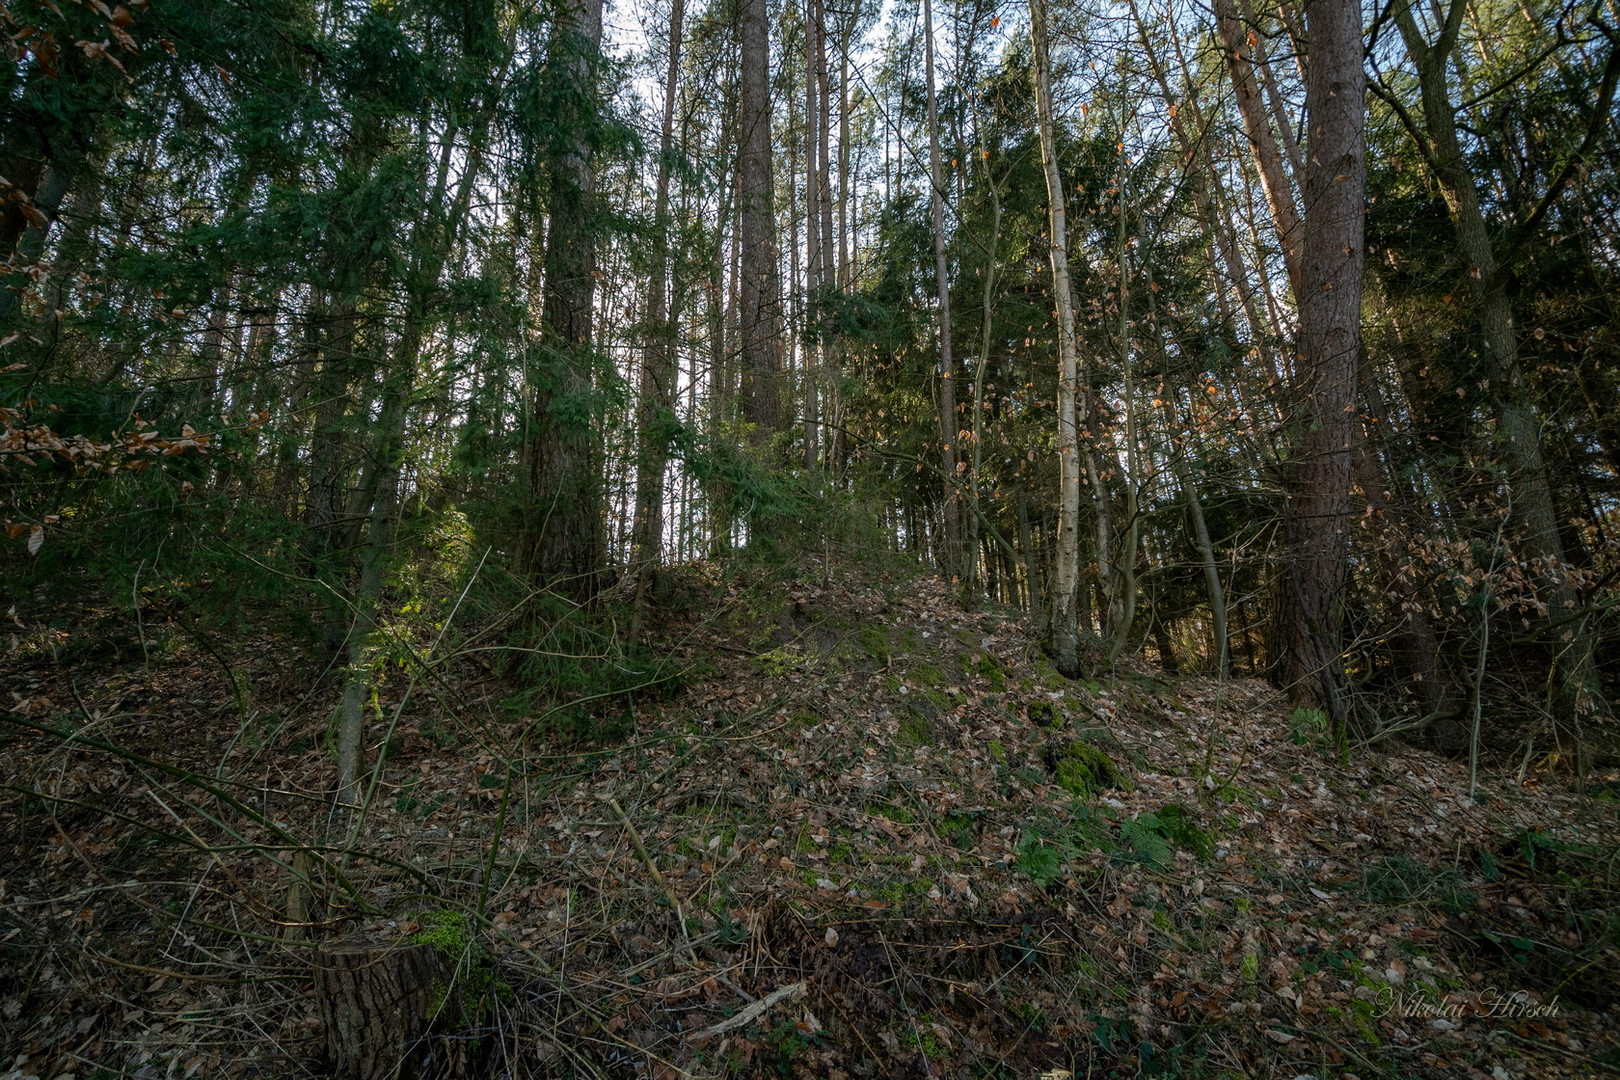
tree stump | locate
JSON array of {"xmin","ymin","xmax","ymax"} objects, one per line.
[{"xmin": 313, "ymin": 943, "xmax": 452, "ymax": 1080}]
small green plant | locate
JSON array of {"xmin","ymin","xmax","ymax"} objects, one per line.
[
  {"xmin": 877, "ymin": 876, "xmax": 935, "ymax": 904},
  {"xmin": 1357, "ymin": 855, "xmax": 1476, "ymax": 913},
  {"xmin": 1108, "ymin": 806, "xmax": 1211, "ymax": 874},
  {"xmin": 1008, "ymin": 999, "xmax": 1048, "ymax": 1032},
  {"xmin": 753, "ymin": 646, "xmax": 801, "ymax": 677},
  {"xmin": 759, "ymin": 1017, "xmax": 823, "ymax": 1076},
  {"xmin": 1151, "ymin": 803, "xmax": 1214, "ymax": 861},
  {"xmin": 866, "ymin": 800, "xmax": 917, "ymax": 824},
  {"xmin": 1016, "ymin": 829, "xmax": 1065, "ymax": 887},
  {"xmin": 1088, "ymin": 1011, "xmax": 1134, "ymax": 1054},
  {"xmin": 715, "ymin": 910, "xmax": 749, "ymax": 945},
  {"xmin": 1118, "ymin": 814, "xmax": 1174, "ymax": 867},
  {"xmin": 959, "ymin": 651, "xmax": 1007, "ymax": 690},
  {"xmin": 421, "ymin": 719, "xmax": 460, "ymax": 748},
  {"xmin": 904, "ymin": 1016, "xmax": 948, "ymax": 1059},
  {"xmin": 1028, "ymin": 701, "xmax": 1060, "ymax": 727},
  {"xmin": 1289, "ymin": 707, "xmax": 1328, "ymax": 747},
  {"xmin": 939, "ymin": 811, "xmax": 979, "ymax": 849}
]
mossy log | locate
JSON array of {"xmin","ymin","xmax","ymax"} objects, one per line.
[{"xmin": 313, "ymin": 943, "xmax": 451, "ymax": 1080}]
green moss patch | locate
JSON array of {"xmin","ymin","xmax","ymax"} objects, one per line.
[
  {"xmin": 958, "ymin": 651, "xmax": 1007, "ymax": 690},
  {"xmin": 1052, "ymin": 739, "xmax": 1132, "ymax": 798},
  {"xmin": 898, "ymin": 710, "xmax": 931, "ymax": 746},
  {"xmin": 408, "ymin": 910, "xmax": 513, "ymax": 1022},
  {"xmin": 1151, "ymin": 803, "xmax": 1214, "ymax": 861}
]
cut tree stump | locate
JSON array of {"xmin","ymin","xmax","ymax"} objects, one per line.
[{"xmin": 313, "ymin": 942, "xmax": 453, "ymax": 1080}]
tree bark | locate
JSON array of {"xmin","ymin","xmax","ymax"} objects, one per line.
[
  {"xmin": 527, "ymin": 0, "xmax": 607, "ymax": 599},
  {"xmin": 630, "ymin": 0, "xmax": 687, "ymax": 621},
  {"xmin": 923, "ymin": 0, "xmax": 963, "ymax": 582},
  {"xmin": 1029, "ymin": 0, "xmax": 1085, "ymax": 678},
  {"xmin": 802, "ymin": 0, "xmax": 823, "ymax": 466},
  {"xmin": 965, "ymin": 166, "xmax": 1005, "ymax": 606},
  {"xmin": 314, "ymin": 943, "xmax": 452, "ymax": 1080},
  {"xmin": 337, "ymin": 56, "xmax": 507, "ymax": 807},
  {"xmin": 1105, "ymin": 138, "xmax": 1141, "ymax": 668},
  {"xmin": 0, "ymin": 161, "xmax": 72, "ymax": 324},
  {"xmin": 1277, "ymin": 0, "xmax": 1366, "ymax": 722},
  {"xmin": 737, "ymin": 0, "xmax": 784, "ymax": 438}
]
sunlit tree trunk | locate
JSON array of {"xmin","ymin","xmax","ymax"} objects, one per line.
[
  {"xmin": 1029, "ymin": 0, "xmax": 1085, "ymax": 677},
  {"xmin": 1276, "ymin": 0, "xmax": 1365, "ymax": 722}
]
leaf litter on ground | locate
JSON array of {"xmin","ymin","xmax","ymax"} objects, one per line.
[{"xmin": 1, "ymin": 563, "xmax": 1617, "ymax": 1079}]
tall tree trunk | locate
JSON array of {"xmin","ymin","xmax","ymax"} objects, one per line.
[
  {"xmin": 1017, "ymin": 488, "xmax": 1044, "ymax": 620},
  {"xmin": 1029, "ymin": 0, "xmax": 1085, "ymax": 678},
  {"xmin": 630, "ymin": 0, "xmax": 687, "ymax": 630},
  {"xmin": 819, "ymin": 2, "xmax": 838, "ymax": 297},
  {"xmin": 1140, "ymin": 0, "xmax": 1288, "ymax": 401},
  {"xmin": 335, "ymin": 63, "xmax": 506, "ymax": 808},
  {"xmin": 527, "ymin": 0, "xmax": 607, "ymax": 599},
  {"xmin": 1150, "ymin": 348, "xmax": 1230, "ymax": 675},
  {"xmin": 1243, "ymin": 0, "xmax": 1306, "ymax": 179},
  {"xmin": 1106, "ymin": 138, "xmax": 1141, "ymax": 667},
  {"xmin": 737, "ymin": 0, "xmax": 784, "ymax": 439},
  {"xmin": 703, "ymin": 88, "xmax": 738, "ymax": 554},
  {"xmin": 803, "ymin": 0, "xmax": 824, "ymax": 466},
  {"xmin": 335, "ymin": 362, "xmax": 408, "ymax": 808},
  {"xmin": 965, "ymin": 167, "xmax": 1005, "ymax": 607},
  {"xmin": 923, "ymin": 0, "xmax": 962, "ymax": 583},
  {"xmin": 1276, "ymin": 0, "xmax": 1366, "ymax": 722}
]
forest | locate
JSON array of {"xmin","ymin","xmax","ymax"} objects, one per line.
[{"xmin": 1, "ymin": 0, "xmax": 1618, "ymax": 1076}]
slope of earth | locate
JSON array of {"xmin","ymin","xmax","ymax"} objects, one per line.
[{"xmin": 1, "ymin": 562, "xmax": 1617, "ymax": 1080}]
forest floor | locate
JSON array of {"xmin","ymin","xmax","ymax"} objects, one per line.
[{"xmin": 1, "ymin": 560, "xmax": 1618, "ymax": 1080}]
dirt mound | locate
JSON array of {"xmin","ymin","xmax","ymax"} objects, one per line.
[{"xmin": 2, "ymin": 564, "xmax": 1617, "ymax": 1078}]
